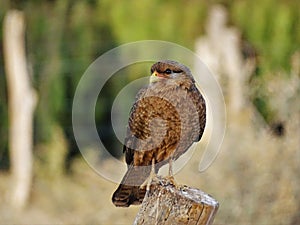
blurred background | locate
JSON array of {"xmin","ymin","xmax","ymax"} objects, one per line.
[{"xmin": 0, "ymin": 0, "xmax": 299, "ymax": 224}]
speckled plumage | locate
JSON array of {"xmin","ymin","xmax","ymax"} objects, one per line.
[{"xmin": 112, "ymin": 60, "xmax": 206, "ymax": 207}]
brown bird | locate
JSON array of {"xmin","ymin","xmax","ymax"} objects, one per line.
[{"xmin": 112, "ymin": 60, "xmax": 206, "ymax": 207}]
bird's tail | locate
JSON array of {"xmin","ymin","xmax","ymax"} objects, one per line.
[{"xmin": 112, "ymin": 164, "xmax": 151, "ymax": 207}]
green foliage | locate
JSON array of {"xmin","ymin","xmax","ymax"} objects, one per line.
[
  {"xmin": 26, "ymin": 1, "xmax": 69, "ymax": 142},
  {"xmin": 99, "ymin": 0, "xmax": 207, "ymax": 47},
  {"xmin": 230, "ymin": 0, "xmax": 299, "ymax": 122},
  {"xmin": 231, "ymin": 0, "xmax": 299, "ymax": 72},
  {"xmin": 0, "ymin": 71, "xmax": 8, "ymax": 170},
  {"xmin": 0, "ymin": 1, "xmax": 9, "ymax": 169}
]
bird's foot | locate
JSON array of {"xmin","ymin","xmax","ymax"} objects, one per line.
[
  {"xmin": 165, "ymin": 175, "xmax": 187, "ymax": 190},
  {"xmin": 165, "ymin": 175, "xmax": 180, "ymax": 188}
]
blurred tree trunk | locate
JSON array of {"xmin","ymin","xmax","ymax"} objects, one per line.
[
  {"xmin": 3, "ymin": 10, "xmax": 37, "ymax": 209},
  {"xmin": 195, "ymin": 5, "xmax": 255, "ymax": 116}
]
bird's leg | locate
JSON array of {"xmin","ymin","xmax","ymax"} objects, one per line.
[
  {"xmin": 141, "ymin": 158, "xmax": 157, "ymax": 191},
  {"xmin": 167, "ymin": 158, "xmax": 178, "ymax": 186},
  {"xmin": 148, "ymin": 158, "xmax": 156, "ymax": 191},
  {"xmin": 168, "ymin": 157, "xmax": 173, "ymax": 177}
]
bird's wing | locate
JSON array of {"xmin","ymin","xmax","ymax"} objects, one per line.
[
  {"xmin": 190, "ymin": 84, "xmax": 206, "ymax": 142},
  {"xmin": 123, "ymin": 86, "xmax": 149, "ymax": 166}
]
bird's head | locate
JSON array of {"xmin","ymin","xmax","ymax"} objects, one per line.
[{"xmin": 150, "ymin": 60, "xmax": 194, "ymax": 84}]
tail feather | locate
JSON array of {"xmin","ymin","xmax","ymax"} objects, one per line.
[
  {"xmin": 112, "ymin": 184, "xmax": 146, "ymax": 207},
  {"xmin": 112, "ymin": 164, "xmax": 151, "ymax": 207}
]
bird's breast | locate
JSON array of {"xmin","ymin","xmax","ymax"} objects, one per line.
[{"xmin": 131, "ymin": 82, "xmax": 200, "ymax": 166}]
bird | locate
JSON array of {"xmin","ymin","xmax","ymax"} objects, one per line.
[{"xmin": 112, "ymin": 60, "xmax": 206, "ymax": 207}]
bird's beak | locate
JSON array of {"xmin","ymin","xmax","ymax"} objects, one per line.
[
  {"xmin": 152, "ymin": 70, "xmax": 163, "ymax": 77},
  {"xmin": 150, "ymin": 71, "xmax": 160, "ymax": 83},
  {"xmin": 150, "ymin": 71, "xmax": 167, "ymax": 83}
]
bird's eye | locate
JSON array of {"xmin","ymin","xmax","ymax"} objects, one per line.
[{"xmin": 165, "ymin": 69, "xmax": 172, "ymax": 74}]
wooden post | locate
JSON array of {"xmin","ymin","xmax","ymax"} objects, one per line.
[
  {"xmin": 3, "ymin": 10, "xmax": 37, "ymax": 209},
  {"xmin": 134, "ymin": 177, "xmax": 219, "ymax": 225}
]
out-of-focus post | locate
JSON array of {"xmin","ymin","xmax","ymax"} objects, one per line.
[{"xmin": 3, "ymin": 10, "xmax": 37, "ymax": 209}]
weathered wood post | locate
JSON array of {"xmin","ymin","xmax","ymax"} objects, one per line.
[
  {"xmin": 134, "ymin": 177, "xmax": 219, "ymax": 225},
  {"xmin": 3, "ymin": 10, "xmax": 37, "ymax": 209}
]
